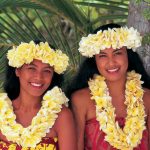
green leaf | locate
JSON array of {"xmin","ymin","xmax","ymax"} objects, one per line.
[
  {"xmin": 0, "ymin": 0, "xmax": 132, "ymax": 90},
  {"xmin": 74, "ymin": 1, "xmax": 128, "ymax": 12}
]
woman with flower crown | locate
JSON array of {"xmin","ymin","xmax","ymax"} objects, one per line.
[
  {"xmin": 69, "ymin": 23, "xmax": 150, "ymax": 150},
  {"xmin": 0, "ymin": 41, "xmax": 77, "ymax": 150}
]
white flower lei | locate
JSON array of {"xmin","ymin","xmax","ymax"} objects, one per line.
[
  {"xmin": 0, "ymin": 86, "xmax": 69, "ymax": 148},
  {"xmin": 79, "ymin": 27, "xmax": 142, "ymax": 57},
  {"xmin": 88, "ymin": 71, "xmax": 146, "ymax": 150}
]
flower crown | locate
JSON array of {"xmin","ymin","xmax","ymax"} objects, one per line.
[
  {"xmin": 7, "ymin": 41, "xmax": 69, "ymax": 74},
  {"xmin": 78, "ymin": 27, "xmax": 142, "ymax": 57}
]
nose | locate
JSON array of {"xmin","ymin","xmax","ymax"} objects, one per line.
[
  {"xmin": 107, "ymin": 56, "xmax": 116, "ymax": 67},
  {"xmin": 33, "ymin": 71, "xmax": 43, "ymax": 81}
]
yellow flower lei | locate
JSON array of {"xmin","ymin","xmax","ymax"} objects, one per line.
[
  {"xmin": 7, "ymin": 41, "xmax": 69, "ymax": 74},
  {"xmin": 79, "ymin": 27, "xmax": 142, "ymax": 57},
  {"xmin": 0, "ymin": 139, "xmax": 57, "ymax": 150},
  {"xmin": 88, "ymin": 71, "xmax": 146, "ymax": 150},
  {"xmin": 0, "ymin": 86, "xmax": 69, "ymax": 148}
]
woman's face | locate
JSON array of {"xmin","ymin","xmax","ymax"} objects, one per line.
[
  {"xmin": 95, "ymin": 47, "xmax": 128, "ymax": 82},
  {"xmin": 15, "ymin": 59, "xmax": 54, "ymax": 97}
]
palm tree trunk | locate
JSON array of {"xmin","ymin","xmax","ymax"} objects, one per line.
[{"xmin": 127, "ymin": 0, "xmax": 150, "ymax": 75}]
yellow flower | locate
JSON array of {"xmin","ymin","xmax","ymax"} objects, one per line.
[
  {"xmin": 105, "ymin": 123, "xmax": 115, "ymax": 133},
  {"xmin": 79, "ymin": 27, "xmax": 142, "ymax": 57},
  {"xmin": 7, "ymin": 41, "xmax": 69, "ymax": 74},
  {"xmin": 88, "ymin": 71, "xmax": 146, "ymax": 149},
  {"xmin": 95, "ymin": 97, "xmax": 108, "ymax": 109},
  {"xmin": 0, "ymin": 86, "xmax": 68, "ymax": 148},
  {"xmin": 97, "ymin": 111, "xmax": 107, "ymax": 129},
  {"xmin": 8, "ymin": 144, "xmax": 16, "ymax": 150}
]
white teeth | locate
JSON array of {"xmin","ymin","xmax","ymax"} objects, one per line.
[
  {"xmin": 107, "ymin": 68, "xmax": 119, "ymax": 72},
  {"xmin": 31, "ymin": 83, "xmax": 42, "ymax": 87}
]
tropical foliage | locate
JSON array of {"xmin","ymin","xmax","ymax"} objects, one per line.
[
  {"xmin": 0, "ymin": 0, "xmax": 132, "ymax": 90},
  {"xmin": 135, "ymin": 0, "xmax": 150, "ymax": 46}
]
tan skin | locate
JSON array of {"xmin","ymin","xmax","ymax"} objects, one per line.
[
  {"xmin": 71, "ymin": 47, "xmax": 150, "ymax": 150},
  {"xmin": 0, "ymin": 59, "xmax": 77, "ymax": 150}
]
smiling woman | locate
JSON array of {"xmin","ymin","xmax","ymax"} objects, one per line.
[
  {"xmin": 0, "ymin": 41, "xmax": 77, "ymax": 150},
  {"xmin": 15, "ymin": 60, "xmax": 54, "ymax": 97},
  {"xmin": 69, "ymin": 23, "xmax": 150, "ymax": 150}
]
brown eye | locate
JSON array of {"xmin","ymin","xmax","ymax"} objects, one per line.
[
  {"xmin": 113, "ymin": 49, "xmax": 123, "ymax": 55},
  {"xmin": 44, "ymin": 70, "xmax": 51, "ymax": 73},
  {"xmin": 27, "ymin": 66, "xmax": 36, "ymax": 70},
  {"xmin": 99, "ymin": 54, "xmax": 107, "ymax": 58},
  {"xmin": 114, "ymin": 51, "xmax": 122, "ymax": 55}
]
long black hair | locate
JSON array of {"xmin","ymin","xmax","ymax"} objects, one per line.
[
  {"xmin": 127, "ymin": 49, "xmax": 150, "ymax": 88},
  {"xmin": 67, "ymin": 23, "xmax": 150, "ymax": 99},
  {"xmin": 4, "ymin": 40, "xmax": 64, "ymax": 100}
]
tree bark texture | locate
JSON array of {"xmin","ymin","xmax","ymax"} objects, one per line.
[{"xmin": 127, "ymin": 0, "xmax": 150, "ymax": 75}]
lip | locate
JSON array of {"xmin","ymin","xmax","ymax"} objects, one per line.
[
  {"xmin": 30, "ymin": 82, "xmax": 43, "ymax": 89},
  {"xmin": 107, "ymin": 68, "xmax": 119, "ymax": 73}
]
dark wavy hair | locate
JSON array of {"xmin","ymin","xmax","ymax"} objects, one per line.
[
  {"xmin": 67, "ymin": 23, "xmax": 150, "ymax": 99},
  {"xmin": 4, "ymin": 40, "xmax": 64, "ymax": 100}
]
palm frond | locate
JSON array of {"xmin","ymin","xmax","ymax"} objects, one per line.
[
  {"xmin": 0, "ymin": 0, "xmax": 88, "ymax": 32},
  {"xmin": 0, "ymin": 0, "xmax": 131, "ymax": 90},
  {"xmin": 74, "ymin": 1, "xmax": 128, "ymax": 12}
]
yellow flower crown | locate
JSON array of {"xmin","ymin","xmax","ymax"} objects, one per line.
[
  {"xmin": 78, "ymin": 27, "xmax": 142, "ymax": 57},
  {"xmin": 7, "ymin": 41, "xmax": 69, "ymax": 74}
]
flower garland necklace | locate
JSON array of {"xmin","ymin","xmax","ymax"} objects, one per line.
[
  {"xmin": 0, "ymin": 86, "xmax": 69, "ymax": 148},
  {"xmin": 88, "ymin": 71, "xmax": 146, "ymax": 150}
]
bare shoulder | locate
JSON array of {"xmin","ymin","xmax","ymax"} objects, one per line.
[
  {"xmin": 71, "ymin": 87, "xmax": 94, "ymax": 123},
  {"xmin": 143, "ymin": 88, "xmax": 150, "ymax": 111},
  {"xmin": 143, "ymin": 88, "xmax": 150, "ymax": 103},
  {"xmin": 56, "ymin": 106, "xmax": 73, "ymax": 123},
  {"xmin": 51, "ymin": 106, "xmax": 74, "ymax": 133},
  {"xmin": 71, "ymin": 87, "xmax": 91, "ymax": 106},
  {"xmin": 54, "ymin": 106, "xmax": 75, "ymax": 131},
  {"xmin": 54, "ymin": 107, "xmax": 77, "ymax": 149}
]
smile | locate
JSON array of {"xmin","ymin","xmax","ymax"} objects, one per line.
[
  {"xmin": 107, "ymin": 68, "xmax": 119, "ymax": 73},
  {"xmin": 30, "ymin": 82, "xmax": 43, "ymax": 87}
]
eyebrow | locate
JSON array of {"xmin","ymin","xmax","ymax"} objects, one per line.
[
  {"xmin": 28, "ymin": 63, "xmax": 51, "ymax": 69},
  {"xmin": 113, "ymin": 49, "xmax": 121, "ymax": 53},
  {"xmin": 99, "ymin": 48, "xmax": 122, "ymax": 55},
  {"xmin": 99, "ymin": 51, "xmax": 106, "ymax": 54},
  {"xmin": 28, "ymin": 63, "xmax": 35, "ymax": 65}
]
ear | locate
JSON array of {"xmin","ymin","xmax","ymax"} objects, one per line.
[{"xmin": 15, "ymin": 68, "xmax": 20, "ymax": 77}]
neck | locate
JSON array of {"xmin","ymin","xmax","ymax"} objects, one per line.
[
  {"xmin": 14, "ymin": 92, "xmax": 42, "ymax": 112},
  {"xmin": 106, "ymin": 76, "xmax": 126, "ymax": 98}
]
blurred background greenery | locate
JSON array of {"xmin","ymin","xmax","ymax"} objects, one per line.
[{"xmin": 0, "ymin": 0, "xmax": 149, "ymax": 91}]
